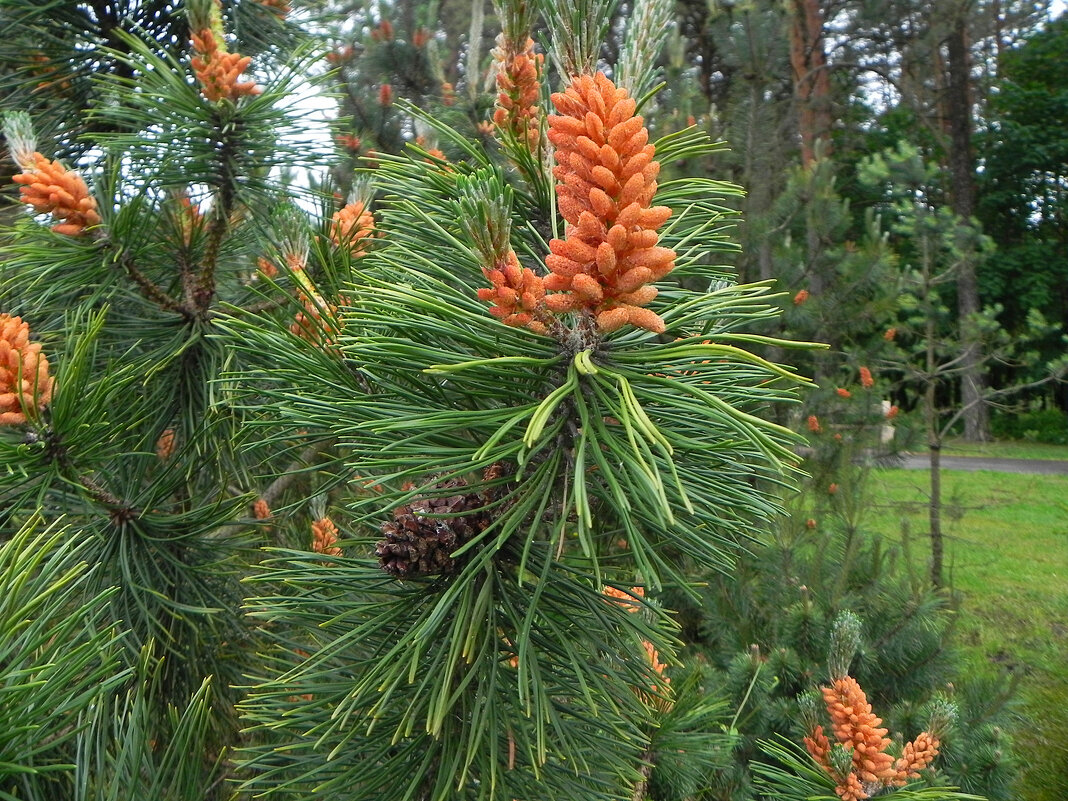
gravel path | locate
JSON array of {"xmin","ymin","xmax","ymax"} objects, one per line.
[{"xmin": 893, "ymin": 454, "xmax": 1068, "ymax": 475}]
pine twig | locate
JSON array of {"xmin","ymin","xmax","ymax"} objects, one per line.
[
  {"xmin": 259, "ymin": 441, "xmax": 332, "ymax": 507},
  {"xmin": 114, "ymin": 247, "xmax": 189, "ymax": 317},
  {"xmin": 224, "ymin": 297, "xmax": 289, "ymax": 317},
  {"xmin": 196, "ymin": 112, "xmax": 241, "ymax": 313},
  {"xmin": 78, "ymin": 475, "xmax": 137, "ymax": 525},
  {"xmin": 632, "ymin": 748, "xmax": 653, "ymax": 801}
]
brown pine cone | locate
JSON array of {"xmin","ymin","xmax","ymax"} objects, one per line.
[{"xmin": 376, "ymin": 478, "xmax": 493, "ymax": 577}]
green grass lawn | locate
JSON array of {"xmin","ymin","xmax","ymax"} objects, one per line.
[{"xmin": 866, "ymin": 466, "xmax": 1068, "ymax": 801}]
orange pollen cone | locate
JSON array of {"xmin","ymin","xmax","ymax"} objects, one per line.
[
  {"xmin": 257, "ymin": 0, "xmax": 291, "ymax": 15},
  {"xmin": 311, "ymin": 516, "xmax": 342, "ymax": 556},
  {"xmin": 191, "ymin": 29, "xmax": 261, "ymax": 103},
  {"xmin": 803, "ymin": 724, "xmax": 833, "ymax": 772},
  {"xmin": 544, "ymin": 72, "xmax": 674, "ymax": 334},
  {"xmin": 290, "ymin": 292, "xmax": 341, "ymax": 352},
  {"xmin": 0, "ymin": 314, "xmax": 54, "ymax": 425},
  {"xmin": 893, "ymin": 731, "xmax": 940, "ymax": 784},
  {"xmin": 492, "ymin": 35, "xmax": 543, "ymax": 152},
  {"xmin": 156, "ymin": 428, "xmax": 176, "ymax": 460},
  {"xmin": 602, "ymin": 584, "xmax": 645, "ymax": 612},
  {"xmin": 822, "ymin": 676, "xmax": 896, "ymax": 785},
  {"xmin": 330, "ymin": 201, "xmax": 375, "ymax": 256},
  {"xmin": 477, "ymin": 250, "xmax": 547, "ymax": 335},
  {"xmin": 12, "ymin": 152, "xmax": 101, "ymax": 236}
]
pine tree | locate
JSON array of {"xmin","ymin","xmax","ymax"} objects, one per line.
[
  {"xmin": 858, "ymin": 142, "xmax": 1066, "ymax": 588},
  {"xmin": 1, "ymin": 0, "xmax": 807, "ymax": 795},
  {"xmin": 231, "ymin": 82, "xmax": 810, "ymax": 801},
  {"xmin": 227, "ymin": 2, "xmax": 817, "ymax": 798},
  {"xmin": 1, "ymin": 0, "xmax": 317, "ymax": 795}
]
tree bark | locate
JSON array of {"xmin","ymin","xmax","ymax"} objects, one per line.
[
  {"xmin": 943, "ymin": 9, "xmax": 990, "ymax": 441},
  {"xmin": 740, "ymin": 34, "xmax": 773, "ymax": 286},
  {"xmin": 789, "ymin": 0, "xmax": 832, "ymax": 167}
]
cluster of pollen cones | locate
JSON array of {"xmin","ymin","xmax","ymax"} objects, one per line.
[
  {"xmin": 274, "ymin": 202, "xmax": 375, "ymax": 350},
  {"xmin": 288, "ymin": 261, "xmax": 340, "ymax": 348},
  {"xmin": 478, "ymin": 71, "xmax": 675, "ymax": 337},
  {"xmin": 0, "ymin": 315, "xmax": 54, "ymax": 425},
  {"xmin": 191, "ymin": 29, "xmax": 260, "ymax": 103},
  {"xmin": 804, "ymin": 675, "xmax": 941, "ymax": 801},
  {"xmin": 13, "ymin": 153, "xmax": 100, "ymax": 236},
  {"xmin": 311, "ymin": 516, "xmax": 341, "ymax": 556},
  {"xmin": 545, "ymin": 73, "xmax": 674, "ymax": 334},
  {"xmin": 330, "ymin": 201, "xmax": 376, "ymax": 256},
  {"xmin": 477, "ymin": 250, "xmax": 547, "ymax": 333},
  {"xmin": 492, "ymin": 34, "xmax": 543, "ymax": 152},
  {"xmin": 256, "ymin": 0, "xmax": 291, "ymax": 14}
]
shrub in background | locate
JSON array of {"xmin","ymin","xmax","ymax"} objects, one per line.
[{"xmin": 990, "ymin": 407, "xmax": 1068, "ymax": 444}]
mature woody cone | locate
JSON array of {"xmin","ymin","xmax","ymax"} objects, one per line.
[{"xmin": 376, "ymin": 477, "xmax": 494, "ymax": 577}]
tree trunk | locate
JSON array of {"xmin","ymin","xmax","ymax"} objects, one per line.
[
  {"xmin": 924, "ymin": 238, "xmax": 944, "ymax": 591},
  {"xmin": 678, "ymin": 0, "xmax": 730, "ymax": 108},
  {"xmin": 944, "ymin": 9, "xmax": 989, "ymax": 441},
  {"xmin": 928, "ymin": 441, "xmax": 944, "ymax": 590},
  {"xmin": 926, "ymin": 330, "xmax": 944, "ymax": 590},
  {"xmin": 397, "ymin": 0, "xmax": 415, "ymax": 38},
  {"xmin": 465, "ymin": 0, "xmax": 485, "ymax": 102},
  {"xmin": 741, "ymin": 51, "xmax": 772, "ymax": 286},
  {"xmin": 790, "ymin": 2, "xmax": 833, "ymax": 383},
  {"xmin": 788, "ymin": 0, "xmax": 832, "ymax": 167}
]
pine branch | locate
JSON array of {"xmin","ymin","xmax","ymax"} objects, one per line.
[
  {"xmin": 78, "ymin": 474, "xmax": 137, "ymax": 524},
  {"xmin": 113, "ymin": 245, "xmax": 190, "ymax": 317},
  {"xmin": 226, "ymin": 296, "xmax": 289, "ymax": 316},
  {"xmin": 178, "ymin": 232, "xmax": 199, "ymax": 312}
]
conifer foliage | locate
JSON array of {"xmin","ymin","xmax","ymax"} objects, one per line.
[{"xmin": 0, "ymin": 0, "xmax": 316, "ymax": 796}]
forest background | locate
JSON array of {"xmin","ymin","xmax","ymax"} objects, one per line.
[{"xmin": 0, "ymin": 0, "xmax": 1066, "ymax": 800}]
